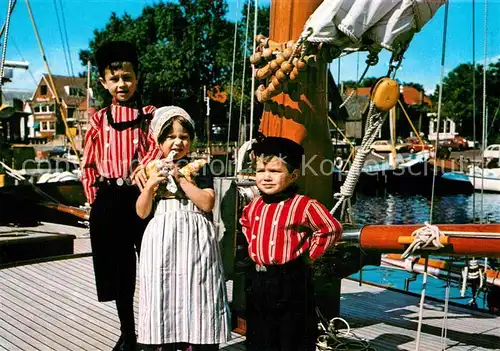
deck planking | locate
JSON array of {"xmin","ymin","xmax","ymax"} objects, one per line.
[{"xmin": 1, "ymin": 235, "xmax": 499, "ymax": 350}]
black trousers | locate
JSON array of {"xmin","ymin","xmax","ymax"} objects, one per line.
[
  {"xmin": 89, "ymin": 185, "xmax": 147, "ymax": 302},
  {"xmin": 244, "ymin": 258, "xmax": 317, "ymax": 351}
]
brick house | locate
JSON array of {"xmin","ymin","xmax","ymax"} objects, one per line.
[{"xmin": 30, "ymin": 75, "xmax": 88, "ymax": 143}]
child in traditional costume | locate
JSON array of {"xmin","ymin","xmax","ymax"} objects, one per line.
[
  {"xmin": 136, "ymin": 106, "xmax": 231, "ymax": 351},
  {"xmin": 240, "ymin": 136, "xmax": 343, "ymax": 351},
  {"xmin": 81, "ymin": 40, "xmax": 161, "ymax": 351}
]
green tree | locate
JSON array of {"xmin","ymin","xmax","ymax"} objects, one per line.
[
  {"xmin": 432, "ymin": 60, "xmax": 500, "ymax": 142},
  {"xmin": 80, "ymin": 0, "xmax": 271, "ymax": 142},
  {"xmin": 80, "ymin": 1, "xmax": 236, "ymax": 138}
]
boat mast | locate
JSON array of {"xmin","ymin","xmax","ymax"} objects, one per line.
[
  {"xmin": 263, "ymin": 0, "xmax": 339, "ymax": 316},
  {"xmin": 264, "ymin": 0, "xmax": 333, "ymax": 205}
]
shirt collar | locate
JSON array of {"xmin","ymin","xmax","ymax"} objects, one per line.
[{"xmin": 261, "ymin": 183, "xmax": 298, "ymax": 204}]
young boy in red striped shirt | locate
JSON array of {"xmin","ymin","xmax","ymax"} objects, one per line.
[
  {"xmin": 240, "ymin": 136, "xmax": 342, "ymax": 351},
  {"xmin": 81, "ymin": 40, "xmax": 161, "ymax": 351}
]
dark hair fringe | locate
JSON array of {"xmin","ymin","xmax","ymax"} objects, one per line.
[
  {"xmin": 98, "ymin": 60, "xmax": 137, "ymax": 78},
  {"xmin": 157, "ymin": 116, "xmax": 195, "ymax": 144}
]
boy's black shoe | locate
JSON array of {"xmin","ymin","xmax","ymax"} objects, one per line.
[{"xmin": 112, "ymin": 334, "xmax": 137, "ymax": 351}]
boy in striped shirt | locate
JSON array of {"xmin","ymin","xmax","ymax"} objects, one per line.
[
  {"xmin": 81, "ymin": 40, "xmax": 161, "ymax": 351},
  {"xmin": 240, "ymin": 136, "xmax": 342, "ymax": 351}
]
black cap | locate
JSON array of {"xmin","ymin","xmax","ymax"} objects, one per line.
[
  {"xmin": 95, "ymin": 40, "xmax": 138, "ymax": 75},
  {"xmin": 252, "ymin": 136, "xmax": 304, "ymax": 170}
]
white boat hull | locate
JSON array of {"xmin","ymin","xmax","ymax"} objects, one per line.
[{"xmin": 468, "ymin": 166, "xmax": 500, "ymax": 193}]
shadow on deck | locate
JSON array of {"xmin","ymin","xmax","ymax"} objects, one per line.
[{"xmin": 1, "ymin": 235, "xmax": 499, "ymax": 350}]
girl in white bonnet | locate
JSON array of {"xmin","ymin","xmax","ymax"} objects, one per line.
[{"xmin": 136, "ymin": 106, "xmax": 231, "ymax": 351}]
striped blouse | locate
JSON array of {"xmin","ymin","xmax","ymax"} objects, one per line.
[
  {"xmin": 240, "ymin": 193, "xmax": 342, "ymax": 265},
  {"xmin": 81, "ymin": 103, "xmax": 161, "ymax": 204}
]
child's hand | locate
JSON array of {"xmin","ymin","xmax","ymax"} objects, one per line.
[
  {"xmin": 144, "ymin": 168, "xmax": 166, "ymax": 193},
  {"xmin": 131, "ymin": 165, "xmax": 147, "ymax": 190},
  {"xmin": 170, "ymin": 164, "xmax": 182, "ymax": 183}
]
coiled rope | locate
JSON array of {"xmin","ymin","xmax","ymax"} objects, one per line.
[
  {"xmin": 401, "ymin": 222, "xmax": 445, "ymax": 260},
  {"xmin": 316, "ymin": 309, "xmax": 375, "ymax": 351}
]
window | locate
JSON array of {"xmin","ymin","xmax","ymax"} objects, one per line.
[
  {"xmin": 67, "ymin": 107, "xmax": 76, "ymax": 121},
  {"xmin": 39, "ymin": 121, "xmax": 55, "ymax": 132},
  {"xmin": 40, "ymin": 85, "xmax": 48, "ymax": 95},
  {"xmin": 69, "ymin": 87, "xmax": 83, "ymax": 97},
  {"xmin": 33, "ymin": 104, "xmax": 55, "ymax": 114}
]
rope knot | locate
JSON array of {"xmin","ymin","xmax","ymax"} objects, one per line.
[{"xmin": 401, "ymin": 222, "xmax": 444, "ymax": 259}]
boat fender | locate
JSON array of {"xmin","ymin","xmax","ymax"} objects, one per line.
[
  {"xmin": 334, "ymin": 156, "xmax": 343, "ymax": 170},
  {"xmin": 371, "ymin": 77, "xmax": 400, "ymax": 112}
]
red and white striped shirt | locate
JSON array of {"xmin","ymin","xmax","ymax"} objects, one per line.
[
  {"xmin": 240, "ymin": 193, "xmax": 342, "ymax": 265},
  {"xmin": 81, "ymin": 103, "xmax": 161, "ymax": 204}
]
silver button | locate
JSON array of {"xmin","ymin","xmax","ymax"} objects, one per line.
[
  {"xmin": 252, "ymin": 235, "xmax": 256, "ymax": 239},
  {"xmin": 105, "ymin": 126, "xmax": 110, "ymax": 131},
  {"xmin": 133, "ymin": 139, "xmax": 138, "ymax": 144},
  {"xmin": 116, "ymin": 178, "xmax": 124, "ymax": 186},
  {"xmin": 270, "ymin": 241, "xmax": 274, "ymax": 246},
  {"xmin": 105, "ymin": 143, "xmax": 110, "ymax": 148},
  {"xmin": 255, "ymin": 216, "xmax": 260, "ymax": 221},
  {"xmin": 273, "ymin": 221, "xmax": 278, "ymax": 225}
]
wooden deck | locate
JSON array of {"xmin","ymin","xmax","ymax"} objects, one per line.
[{"xmin": 1, "ymin": 224, "xmax": 499, "ymax": 350}]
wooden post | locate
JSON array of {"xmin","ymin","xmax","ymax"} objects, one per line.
[
  {"xmin": 262, "ymin": 0, "xmax": 340, "ymax": 319},
  {"xmin": 261, "ymin": 0, "xmax": 333, "ymax": 205}
]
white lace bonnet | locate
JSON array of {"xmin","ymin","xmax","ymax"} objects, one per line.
[{"xmin": 150, "ymin": 106, "xmax": 195, "ymax": 142}]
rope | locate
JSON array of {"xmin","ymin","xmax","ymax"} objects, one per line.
[
  {"xmin": 440, "ymin": 261, "xmax": 452, "ymax": 350},
  {"xmin": 237, "ymin": 0, "xmax": 251, "ymax": 146},
  {"xmin": 53, "ymin": 0, "xmax": 71, "ymax": 76},
  {"xmin": 248, "ymin": 0, "xmax": 258, "ymax": 142},
  {"xmin": 471, "ymin": 0, "xmax": 477, "ymax": 220},
  {"xmin": 57, "ymin": 0, "xmax": 75, "ymax": 78},
  {"xmin": 331, "ymin": 102, "xmax": 387, "ymax": 221},
  {"xmin": 429, "ymin": 0, "xmax": 449, "ymax": 223},
  {"xmin": 316, "ymin": 310, "xmax": 375, "ymax": 351},
  {"xmin": 225, "ymin": 0, "xmax": 240, "ymax": 174},
  {"xmin": 415, "ymin": 256, "xmax": 429, "ymax": 351},
  {"xmin": 401, "ymin": 222, "xmax": 444, "ymax": 260},
  {"xmin": 480, "ymin": 0, "xmax": 489, "ymax": 222},
  {"xmin": 25, "ymin": 0, "xmax": 80, "ymax": 164},
  {"xmin": 0, "ymin": 0, "xmax": 14, "ymax": 87}
]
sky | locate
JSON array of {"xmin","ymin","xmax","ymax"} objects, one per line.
[{"xmin": 1, "ymin": 0, "xmax": 499, "ymax": 96}]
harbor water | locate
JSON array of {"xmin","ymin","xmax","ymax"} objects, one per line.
[{"xmin": 348, "ymin": 193, "xmax": 500, "ymax": 311}]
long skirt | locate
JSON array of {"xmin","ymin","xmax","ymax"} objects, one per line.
[{"xmin": 138, "ymin": 197, "xmax": 231, "ymax": 345}]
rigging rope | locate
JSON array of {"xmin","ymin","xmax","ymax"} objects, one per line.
[
  {"xmin": 25, "ymin": 0, "xmax": 80, "ymax": 164},
  {"xmin": 331, "ymin": 101, "xmax": 387, "ymax": 222},
  {"xmin": 237, "ymin": 0, "xmax": 251, "ymax": 147},
  {"xmin": 415, "ymin": 256, "xmax": 429, "ymax": 351},
  {"xmin": 480, "ymin": 0, "xmax": 489, "ymax": 222},
  {"xmin": 0, "ymin": 0, "xmax": 14, "ymax": 87},
  {"xmin": 58, "ymin": 0, "xmax": 74, "ymax": 78},
  {"xmin": 440, "ymin": 260, "xmax": 452, "ymax": 350},
  {"xmin": 429, "ymin": 0, "xmax": 449, "ymax": 224},
  {"xmin": 418, "ymin": 3, "xmax": 450, "ymax": 349},
  {"xmin": 225, "ymin": 0, "xmax": 240, "ymax": 174},
  {"xmin": 471, "ymin": 0, "xmax": 477, "ymax": 220},
  {"xmin": 53, "ymin": 0, "xmax": 71, "ymax": 77},
  {"xmin": 248, "ymin": 0, "xmax": 258, "ymax": 143}
]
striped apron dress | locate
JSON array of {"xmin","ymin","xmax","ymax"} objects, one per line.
[{"xmin": 138, "ymin": 196, "xmax": 231, "ymax": 345}]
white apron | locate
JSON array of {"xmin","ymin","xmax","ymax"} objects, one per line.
[{"xmin": 138, "ymin": 197, "xmax": 231, "ymax": 345}]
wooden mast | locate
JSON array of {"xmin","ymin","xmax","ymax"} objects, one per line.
[
  {"xmin": 261, "ymin": 0, "xmax": 333, "ymax": 205},
  {"xmin": 259, "ymin": 0, "xmax": 340, "ymax": 319}
]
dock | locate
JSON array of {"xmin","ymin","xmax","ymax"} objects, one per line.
[{"xmin": 1, "ymin": 224, "xmax": 499, "ymax": 350}]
